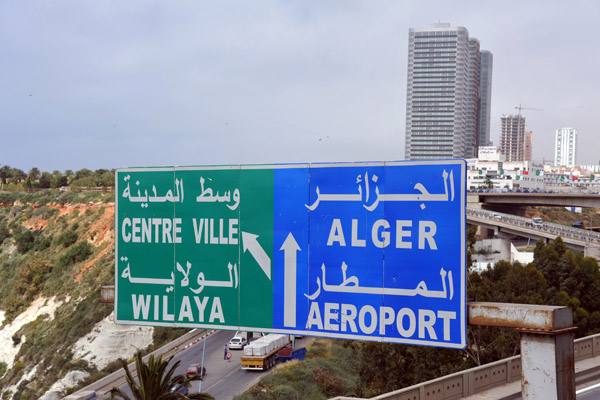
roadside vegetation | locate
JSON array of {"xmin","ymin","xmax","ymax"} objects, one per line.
[
  {"xmin": 0, "ymin": 190, "xmax": 115, "ymax": 399},
  {"xmin": 526, "ymin": 206, "xmax": 600, "ymax": 228},
  {"xmin": 0, "ymin": 187, "xmax": 192, "ymax": 399},
  {"xmin": 0, "ymin": 166, "xmax": 115, "ymax": 190}
]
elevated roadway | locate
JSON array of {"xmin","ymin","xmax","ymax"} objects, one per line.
[
  {"xmin": 468, "ymin": 192, "xmax": 600, "ymax": 217},
  {"xmin": 469, "ymin": 192, "xmax": 600, "ymax": 209},
  {"xmin": 466, "ymin": 208, "xmax": 600, "ymax": 257}
]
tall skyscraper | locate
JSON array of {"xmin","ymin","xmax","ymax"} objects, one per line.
[
  {"xmin": 500, "ymin": 115, "xmax": 525, "ymax": 162},
  {"xmin": 465, "ymin": 38, "xmax": 481, "ymax": 158},
  {"xmin": 405, "ymin": 23, "xmax": 492, "ymax": 160},
  {"xmin": 555, "ymin": 127, "xmax": 577, "ymax": 167},
  {"xmin": 479, "ymin": 51, "xmax": 493, "ymax": 147}
]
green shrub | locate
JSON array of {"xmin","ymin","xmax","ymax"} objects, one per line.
[
  {"xmin": 0, "ymin": 192, "xmax": 17, "ymax": 206},
  {"xmin": 14, "ymin": 229, "xmax": 35, "ymax": 253},
  {"xmin": 0, "ymin": 223, "xmax": 10, "ymax": 244},
  {"xmin": 56, "ymin": 230, "xmax": 78, "ymax": 248},
  {"xmin": 32, "ymin": 206, "xmax": 58, "ymax": 220},
  {"xmin": 272, "ymin": 385, "xmax": 300, "ymax": 400},
  {"xmin": 37, "ymin": 236, "xmax": 52, "ymax": 251},
  {"xmin": 58, "ymin": 241, "xmax": 93, "ymax": 268},
  {"xmin": 14, "ymin": 258, "xmax": 52, "ymax": 300}
]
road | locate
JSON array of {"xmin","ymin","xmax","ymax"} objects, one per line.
[
  {"xmin": 466, "ymin": 207, "xmax": 600, "ymax": 247},
  {"xmin": 175, "ymin": 330, "xmax": 269, "ymax": 399},
  {"xmin": 578, "ymin": 382, "xmax": 600, "ymax": 399},
  {"xmin": 103, "ymin": 330, "xmax": 310, "ymax": 399}
]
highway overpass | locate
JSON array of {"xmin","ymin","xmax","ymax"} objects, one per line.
[
  {"xmin": 466, "ymin": 208, "xmax": 600, "ymax": 258},
  {"xmin": 468, "ymin": 192, "xmax": 600, "ymax": 215}
]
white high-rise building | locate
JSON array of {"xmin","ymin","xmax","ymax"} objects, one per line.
[
  {"xmin": 555, "ymin": 127, "xmax": 577, "ymax": 167},
  {"xmin": 405, "ymin": 23, "xmax": 492, "ymax": 160}
]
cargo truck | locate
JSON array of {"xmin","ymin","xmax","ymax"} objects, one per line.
[{"xmin": 240, "ymin": 334, "xmax": 291, "ymax": 370}]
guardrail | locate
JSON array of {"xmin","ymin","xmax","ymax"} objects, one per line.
[
  {"xmin": 466, "ymin": 208, "xmax": 600, "ymax": 245},
  {"xmin": 467, "ymin": 189, "xmax": 600, "ymax": 195},
  {"xmin": 330, "ymin": 333, "xmax": 600, "ymax": 400}
]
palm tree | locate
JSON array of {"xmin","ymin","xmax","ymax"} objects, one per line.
[{"xmin": 110, "ymin": 351, "xmax": 214, "ymax": 400}]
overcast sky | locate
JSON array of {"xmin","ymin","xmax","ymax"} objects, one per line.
[{"xmin": 1, "ymin": 0, "xmax": 598, "ymax": 173}]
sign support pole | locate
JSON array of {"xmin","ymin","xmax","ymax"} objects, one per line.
[
  {"xmin": 468, "ymin": 302, "xmax": 575, "ymax": 399},
  {"xmin": 199, "ymin": 334, "xmax": 206, "ymax": 392}
]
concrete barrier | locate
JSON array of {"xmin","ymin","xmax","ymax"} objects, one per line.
[{"xmin": 330, "ymin": 332, "xmax": 600, "ymax": 400}]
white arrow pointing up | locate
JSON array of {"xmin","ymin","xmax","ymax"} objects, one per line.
[
  {"xmin": 280, "ymin": 233, "xmax": 301, "ymax": 328},
  {"xmin": 242, "ymin": 231, "xmax": 271, "ymax": 280}
]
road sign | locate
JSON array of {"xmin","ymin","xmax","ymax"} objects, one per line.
[{"xmin": 115, "ymin": 160, "xmax": 466, "ymax": 348}]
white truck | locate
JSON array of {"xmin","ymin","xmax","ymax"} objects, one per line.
[{"xmin": 240, "ymin": 334, "xmax": 291, "ymax": 371}]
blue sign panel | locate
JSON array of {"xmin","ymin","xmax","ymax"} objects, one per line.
[{"xmin": 272, "ymin": 160, "xmax": 466, "ymax": 348}]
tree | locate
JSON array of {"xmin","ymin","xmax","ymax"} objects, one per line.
[
  {"xmin": 28, "ymin": 167, "xmax": 40, "ymax": 182},
  {"xmin": 0, "ymin": 165, "xmax": 11, "ymax": 184},
  {"xmin": 11, "ymin": 168, "xmax": 26, "ymax": 183},
  {"xmin": 110, "ymin": 351, "xmax": 214, "ymax": 400},
  {"xmin": 99, "ymin": 170, "xmax": 115, "ymax": 187},
  {"xmin": 52, "ymin": 174, "xmax": 68, "ymax": 188},
  {"xmin": 39, "ymin": 172, "xmax": 53, "ymax": 188},
  {"xmin": 74, "ymin": 168, "xmax": 93, "ymax": 180}
]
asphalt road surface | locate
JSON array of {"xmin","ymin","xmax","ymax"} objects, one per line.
[
  {"xmin": 103, "ymin": 330, "xmax": 310, "ymax": 399},
  {"xmin": 578, "ymin": 382, "xmax": 600, "ymax": 400}
]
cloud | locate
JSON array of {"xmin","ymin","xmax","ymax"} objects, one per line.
[{"xmin": 0, "ymin": 0, "xmax": 598, "ymax": 171}]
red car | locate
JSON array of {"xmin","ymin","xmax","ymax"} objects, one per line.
[{"xmin": 185, "ymin": 363, "xmax": 206, "ymax": 380}]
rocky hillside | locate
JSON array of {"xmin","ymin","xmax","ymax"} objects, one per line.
[{"xmin": 0, "ymin": 190, "xmax": 181, "ymax": 399}]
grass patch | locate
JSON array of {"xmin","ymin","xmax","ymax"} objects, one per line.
[{"xmin": 235, "ymin": 339, "xmax": 359, "ymax": 400}]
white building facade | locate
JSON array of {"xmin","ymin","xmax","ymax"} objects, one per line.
[
  {"xmin": 467, "ymin": 146, "xmax": 544, "ymax": 191},
  {"xmin": 555, "ymin": 127, "xmax": 577, "ymax": 167}
]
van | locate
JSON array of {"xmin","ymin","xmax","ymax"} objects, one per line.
[
  {"xmin": 573, "ymin": 221, "xmax": 585, "ymax": 229},
  {"xmin": 531, "ymin": 217, "xmax": 544, "ymax": 226}
]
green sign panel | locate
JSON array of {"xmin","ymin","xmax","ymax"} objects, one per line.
[{"xmin": 115, "ymin": 167, "xmax": 274, "ymax": 330}]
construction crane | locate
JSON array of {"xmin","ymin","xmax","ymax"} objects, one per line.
[
  {"xmin": 515, "ymin": 104, "xmax": 544, "ymax": 115},
  {"xmin": 513, "ymin": 104, "xmax": 544, "ymax": 132}
]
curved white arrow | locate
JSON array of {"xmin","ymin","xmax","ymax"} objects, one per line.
[
  {"xmin": 241, "ymin": 231, "xmax": 271, "ymax": 280},
  {"xmin": 280, "ymin": 233, "xmax": 301, "ymax": 327}
]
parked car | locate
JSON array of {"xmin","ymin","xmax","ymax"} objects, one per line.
[
  {"xmin": 186, "ymin": 363, "xmax": 206, "ymax": 380},
  {"xmin": 170, "ymin": 383, "xmax": 189, "ymax": 395},
  {"xmin": 229, "ymin": 335, "xmax": 248, "ymax": 349}
]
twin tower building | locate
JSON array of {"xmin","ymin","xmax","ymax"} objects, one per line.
[{"xmin": 405, "ymin": 23, "xmax": 493, "ymax": 161}]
